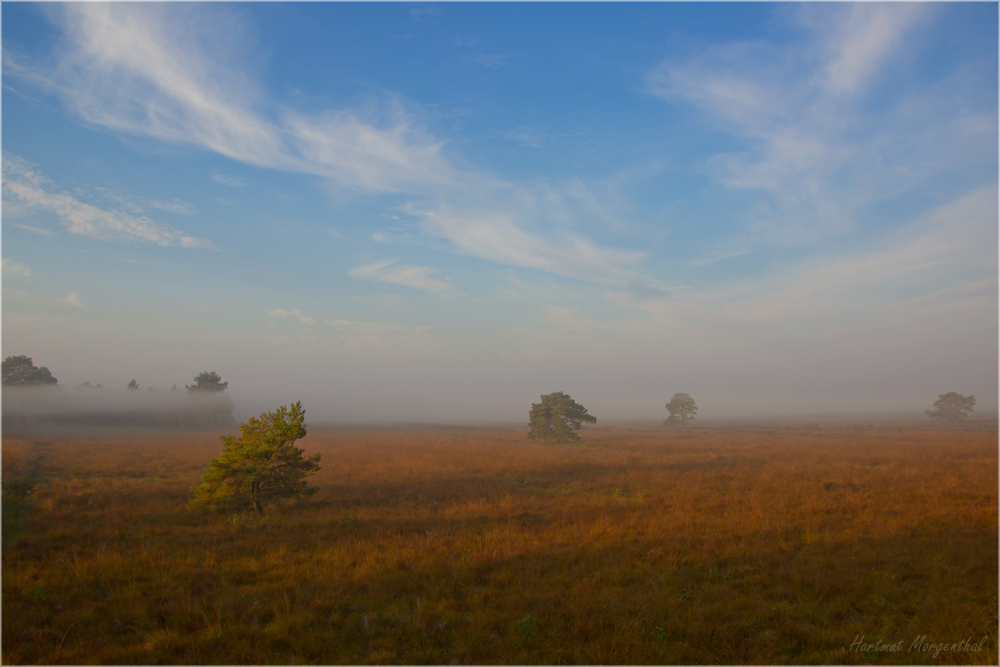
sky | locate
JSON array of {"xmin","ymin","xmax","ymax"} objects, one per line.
[{"xmin": 2, "ymin": 2, "xmax": 997, "ymax": 423}]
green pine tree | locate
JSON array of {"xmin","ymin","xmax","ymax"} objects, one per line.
[{"xmin": 188, "ymin": 401, "xmax": 320, "ymax": 514}]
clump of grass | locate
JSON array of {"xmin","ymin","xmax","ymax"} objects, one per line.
[
  {"xmin": 2, "ymin": 440, "xmax": 39, "ymax": 541},
  {"xmin": 516, "ymin": 615, "xmax": 537, "ymax": 643},
  {"xmin": 1, "ymin": 426, "xmax": 996, "ymax": 664}
]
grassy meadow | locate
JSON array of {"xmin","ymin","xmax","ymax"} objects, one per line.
[{"xmin": 2, "ymin": 421, "xmax": 997, "ymax": 664}]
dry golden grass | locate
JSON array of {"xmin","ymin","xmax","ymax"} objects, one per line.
[{"xmin": 2, "ymin": 423, "xmax": 996, "ymax": 664}]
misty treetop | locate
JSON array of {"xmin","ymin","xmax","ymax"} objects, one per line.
[
  {"xmin": 2, "ymin": 356, "xmax": 57, "ymax": 386},
  {"xmin": 189, "ymin": 401, "xmax": 320, "ymax": 514},
  {"xmin": 527, "ymin": 391, "xmax": 597, "ymax": 444},
  {"xmin": 664, "ymin": 393, "xmax": 697, "ymax": 428},
  {"xmin": 2, "ymin": 358, "xmax": 229, "ymax": 396},
  {"xmin": 186, "ymin": 371, "xmax": 228, "ymax": 393},
  {"xmin": 2, "ymin": 363, "xmax": 235, "ymax": 430},
  {"xmin": 925, "ymin": 393, "xmax": 976, "ymax": 422}
]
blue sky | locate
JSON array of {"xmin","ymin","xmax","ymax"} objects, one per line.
[{"xmin": 2, "ymin": 2, "xmax": 996, "ymax": 422}]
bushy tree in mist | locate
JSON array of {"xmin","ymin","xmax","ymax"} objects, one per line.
[
  {"xmin": 185, "ymin": 371, "xmax": 234, "ymax": 426},
  {"xmin": 188, "ymin": 401, "xmax": 320, "ymax": 514},
  {"xmin": 664, "ymin": 393, "xmax": 697, "ymax": 428},
  {"xmin": 1, "ymin": 356, "xmax": 57, "ymax": 386},
  {"xmin": 127, "ymin": 379, "xmax": 139, "ymax": 390},
  {"xmin": 186, "ymin": 371, "xmax": 228, "ymax": 393},
  {"xmin": 925, "ymin": 392, "xmax": 976, "ymax": 422},
  {"xmin": 527, "ymin": 391, "xmax": 597, "ymax": 443},
  {"xmin": 179, "ymin": 372, "xmax": 235, "ymax": 427}
]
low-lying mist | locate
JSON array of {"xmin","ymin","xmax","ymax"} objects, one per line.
[{"xmin": 2, "ymin": 385, "xmax": 234, "ymax": 433}]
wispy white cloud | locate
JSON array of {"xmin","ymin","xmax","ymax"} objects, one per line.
[
  {"xmin": 65, "ymin": 292, "xmax": 85, "ymax": 308},
  {"xmin": 212, "ymin": 172, "xmax": 245, "ymax": 187},
  {"xmin": 17, "ymin": 4, "xmax": 455, "ymax": 196},
  {"xmin": 3, "ymin": 152, "xmax": 212, "ymax": 247},
  {"xmin": 908, "ymin": 277, "xmax": 997, "ymax": 308},
  {"xmin": 266, "ymin": 308, "xmax": 316, "ymax": 325},
  {"xmin": 646, "ymin": 4, "xmax": 990, "ymax": 246},
  {"xmin": 502, "ymin": 126, "xmax": 548, "ymax": 147},
  {"xmin": 39, "ymin": 4, "xmax": 286, "ymax": 169},
  {"xmin": 614, "ymin": 185, "xmax": 998, "ymax": 326},
  {"xmin": 11, "ymin": 223, "xmax": 56, "ymax": 236},
  {"xmin": 6, "ymin": 3, "xmax": 654, "ymax": 288},
  {"xmin": 283, "ymin": 108, "xmax": 457, "ymax": 194},
  {"xmin": 123, "ymin": 258, "xmax": 192, "ymax": 267},
  {"xmin": 2, "ymin": 258, "xmax": 31, "ymax": 279},
  {"xmin": 86, "ymin": 186, "xmax": 196, "ymax": 217},
  {"xmin": 349, "ymin": 258, "xmax": 453, "ymax": 293},
  {"xmin": 471, "ymin": 53, "xmax": 514, "ymax": 69},
  {"xmin": 811, "ymin": 4, "xmax": 929, "ymax": 97},
  {"xmin": 325, "ymin": 318, "xmax": 432, "ymax": 349},
  {"xmin": 410, "ymin": 6, "xmax": 440, "ymax": 21},
  {"xmin": 146, "ymin": 198, "xmax": 196, "ymax": 216},
  {"xmin": 419, "ymin": 205, "xmax": 659, "ymax": 289},
  {"xmin": 685, "ymin": 241, "xmax": 751, "ymax": 268}
]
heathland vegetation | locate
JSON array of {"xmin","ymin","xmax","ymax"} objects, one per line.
[{"xmin": 1, "ymin": 419, "xmax": 996, "ymax": 664}]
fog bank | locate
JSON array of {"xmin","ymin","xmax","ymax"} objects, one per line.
[{"xmin": 2, "ymin": 385, "xmax": 234, "ymax": 431}]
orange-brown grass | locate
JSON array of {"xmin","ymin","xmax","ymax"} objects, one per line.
[{"xmin": 2, "ymin": 425, "xmax": 996, "ymax": 664}]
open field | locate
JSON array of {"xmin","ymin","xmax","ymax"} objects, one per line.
[{"xmin": 2, "ymin": 423, "xmax": 997, "ymax": 664}]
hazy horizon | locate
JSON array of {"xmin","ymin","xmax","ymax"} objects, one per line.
[
  {"xmin": 3, "ymin": 3, "xmax": 997, "ymax": 424},
  {"xmin": 3, "ymin": 384, "xmax": 996, "ymax": 428}
]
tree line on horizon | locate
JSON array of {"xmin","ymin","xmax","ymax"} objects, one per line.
[
  {"xmin": 524, "ymin": 388, "xmax": 978, "ymax": 444},
  {"xmin": 1, "ymin": 356, "xmax": 234, "ymax": 429},
  {"xmin": 2, "ymin": 355, "xmax": 228, "ymax": 394},
  {"xmin": 1, "ymin": 355, "xmax": 980, "ymax": 436}
]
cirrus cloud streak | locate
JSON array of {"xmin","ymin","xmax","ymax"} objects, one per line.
[
  {"xmin": 6, "ymin": 3, "xmax": 651, "ymax": 288},
  {"xmin": 2, "ymin": 152, "xmax": 212, "ymax": 248}
]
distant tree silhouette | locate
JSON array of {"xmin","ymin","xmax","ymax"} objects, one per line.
[
  {"xmin": 186, "ymin": 371, "xmax": 228, "ymax": 393},
  {"xmin": 127, "ymin": 379, "xmax": 139, "ymax": 390},
  {"xmin": 925, "ymin": 392, "xmax": 976, "ymax": 422},
  {"xmin": 1, "ymin": 356, "xmax": 57, "ymax": 386},
  {"xmin": 664, "ymin": 393, "xmax": 697, "ymax": 428},
  {"xmin": 184, "ymin": 371, "xmax": 234, "ymax": 427}
]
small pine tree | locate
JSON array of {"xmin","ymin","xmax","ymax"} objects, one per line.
[{"xmin": 188, "ymin": 402, "xmax": 320, "ymax": 514}]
